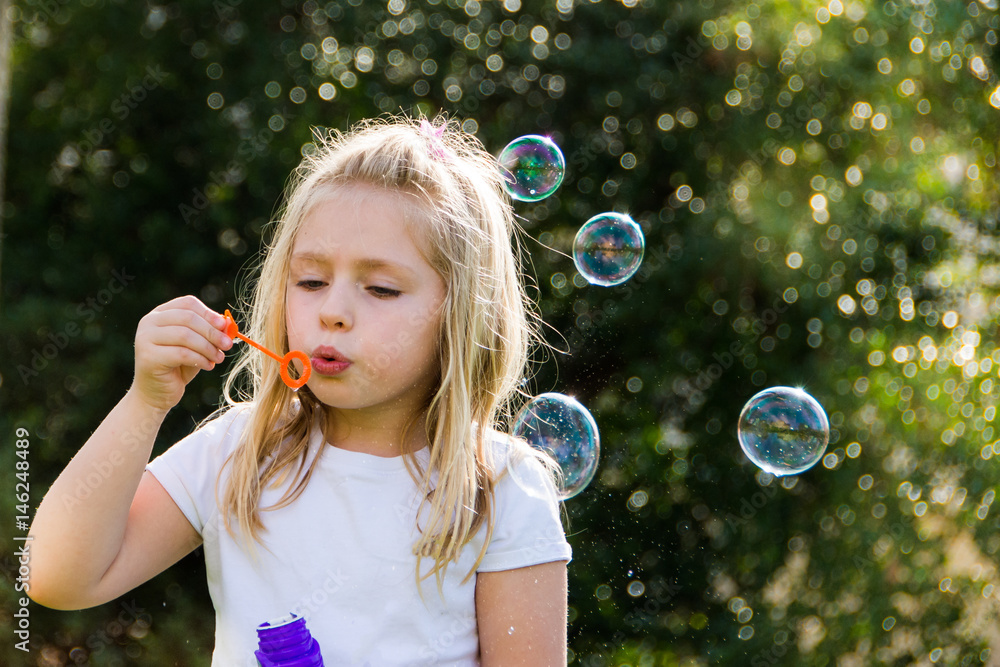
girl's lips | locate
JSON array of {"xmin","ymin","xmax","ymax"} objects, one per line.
[
  {"xmin": 310, "ymin": 346, "xmax": 351, "ymax": 376},
  {"xmin": 311, "ymin": 357, "xmax": 351, "ymax": 375}
]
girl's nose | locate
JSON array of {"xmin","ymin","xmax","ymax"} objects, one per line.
[{"xmin": 318, "ymin": 280, "xmax": 354, "ymax": 330}]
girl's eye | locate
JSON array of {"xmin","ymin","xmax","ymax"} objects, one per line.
[
  {"xmin": 296, "ymin": 280, "xmax": 325, "ymax": 290},
  {"xmin": 368, "ymin": 286, "xmax": 402, "ymax": 298}
]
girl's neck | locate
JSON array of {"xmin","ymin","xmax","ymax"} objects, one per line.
[{"xmin": 322, "ymin": 406, "xmax": 429, "ymax": 458}]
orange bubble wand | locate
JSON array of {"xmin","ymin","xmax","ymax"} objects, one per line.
[{"xmin": 221, "ymin": 309, "xmax": 312, "ymax": 390}]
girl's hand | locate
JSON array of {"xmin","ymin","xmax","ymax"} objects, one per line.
[{"xmin": 129, "ymin": 296, "xmax": 233, "ymax": 412}]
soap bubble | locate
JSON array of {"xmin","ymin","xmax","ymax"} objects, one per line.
[
  {"xmin": 511, "ymin": 392, "xmax": 600, "ymax": 500},
  {"xmin": 738, "ymin": 386, "xmax": 830, "ymax": 476},
  {"xmin": 572, "ymin": 212, "xmax": 645, "ymax": 286},
  {"xmin": 498, "ymin": 135, "xmax": 565, "ymax": 202}
]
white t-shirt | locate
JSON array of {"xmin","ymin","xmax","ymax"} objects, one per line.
[{"xmin": 145, "ymin": 405, "xmax": 572, "ymax": 666}]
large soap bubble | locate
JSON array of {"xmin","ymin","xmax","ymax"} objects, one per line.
[
  {"xmin": 738, "ymin": 386, "xmax": 830, "ymax": 476},
  {"xmin": 511, "ymin": 392, "xmax": 600, "ymax": 500},
  {"xmin": 498, "ymin": 135, "xmax": 565, "ymax": 202},
  {"xmin": 572, "ymin": 212, "xmax": 645, "ymax": 287}
]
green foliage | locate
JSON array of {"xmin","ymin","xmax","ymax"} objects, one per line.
[{"xmin": 3, "ymin": 0, "xmax": 1000, "ymax": 664}]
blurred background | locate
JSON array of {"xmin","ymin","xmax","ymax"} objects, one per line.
[{"xmin": 2, "ymin": 0, "xmax": 1000, "ymax": 664}]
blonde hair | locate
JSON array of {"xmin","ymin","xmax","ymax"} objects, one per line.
[{"xmin": 207, "ymin": 115, "xmax": 545, "ymax": 588}]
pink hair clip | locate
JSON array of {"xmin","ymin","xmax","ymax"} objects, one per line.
[{"xmin": 419, "ymin": 119, "xmax": 448, "ymax": 160}]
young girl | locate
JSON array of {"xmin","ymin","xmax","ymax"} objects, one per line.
[{"xmin": 27, "ymin": 116, "xmax": 572, "ymax": 665}]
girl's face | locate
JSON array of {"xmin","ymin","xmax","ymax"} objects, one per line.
[{"xmin": 285, "ymin": 183, "xmax": 446, "ymax": 419}]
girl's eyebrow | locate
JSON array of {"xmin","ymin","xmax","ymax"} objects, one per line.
[
  {"xmin": 289, "ymin": 251, "xmax": 329, "ymax": 266},
  {"xmin": 290, "ymin": 252, "xmax": 415, "ymax": 278}
]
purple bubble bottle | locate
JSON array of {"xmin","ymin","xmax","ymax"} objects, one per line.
[{"xmin": 255, "ymin": 613, "xmax": 324, "ymax": 667}]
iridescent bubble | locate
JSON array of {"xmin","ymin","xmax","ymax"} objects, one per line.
[
  {"xmin": 498, "ymin": 135, "xmax": 565, "ymax": 202},
  {"xmin": 512, "ymin": 392, "xmax": 600, "ymax": 500},
  {"xmin": 573, "ymin": 212, "xmax": 645, "ymax": 286},
  {"xmin": 738, "ymin": 386, "xmax": 830, "ymax": 476}
]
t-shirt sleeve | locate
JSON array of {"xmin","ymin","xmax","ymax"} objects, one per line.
[
  {"xmin": 145, "ymin": 406, "xmax": 250, "ymax": 536},
  {"xmin": 478, "ymin": 447, "xmax": 573, "ymax": 573}
]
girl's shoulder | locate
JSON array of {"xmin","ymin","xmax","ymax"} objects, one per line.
[
  {"xmin": 480, "ymin": 428, "xmax": 518, "ymax": 473},
  {"xmin": 482, "ymin": 428, "xmax": 560, "ymax": 493},
  {"xmin": 194, "ymin": 401, "xmax": 256, "ymax": 437},
  {"xmin": 145, "ymin": 402, "xmax": 258, "ymax": 526},
  {"xmin": 179, "ymin": 402, "xmax": 258, "ymax": 460}
]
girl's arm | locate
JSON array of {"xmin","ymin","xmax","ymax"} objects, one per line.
[
  {"xmin": 27, "ymin": 296, "xmax": 232, "ymax": 610},
  {"xmin": 476, "ymin": 560, "xmax": 568, "ymax": 665}
]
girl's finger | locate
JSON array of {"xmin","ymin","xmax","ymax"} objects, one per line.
[
  {"xmin": 150, "ymin": 296, "xmax": 230, "ymax": 334},
  {"xmin": 142, "ymin": 306, "xmax": 233, "ymax": 352},
  {"xmin": 156, "ymin": 346, "xmax": 216, "ymax": 372},
  {"xmin": 143, "ymin": 325, "xmax": 227, "ymax": 366}
]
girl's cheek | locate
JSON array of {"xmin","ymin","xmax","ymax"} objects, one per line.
[{"xmin": 372, "ymin": 353, "xmax": 394, "ymax": 375}]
